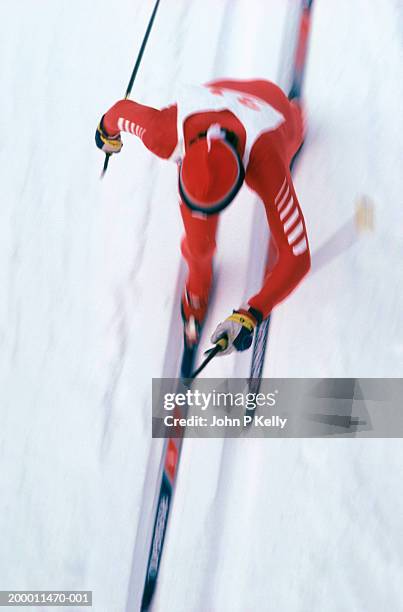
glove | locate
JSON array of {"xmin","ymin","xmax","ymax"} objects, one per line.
[
  {"xmin": 211, "ymin": 306, "xmax": 262, "ymax": 356},
  {"xmin": 95, "ymin": 115, "xmax": 123, "ymax": 154}
]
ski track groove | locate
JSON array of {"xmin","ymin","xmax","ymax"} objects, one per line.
[{"xmin": 100, "ymin": 287, "xmax": 129, "ymax": 456}]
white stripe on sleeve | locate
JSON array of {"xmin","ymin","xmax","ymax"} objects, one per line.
[
  {"xmin": 287, "ymin": 221, "xmax": 304, "ymax": 244},
  {"xmin": 277, "ymin": 186, "xmax": 290, "ymax": 211},
  {"xmin": 292, "ymin": 237, "xmax": 308, "ymax": 255},
  {"xmin": 284, "ymin": 208, "xmax": 299, "ymax": 233},
  {"xmin": 279, "ymin": 197, "xmax": 294, "ymax": 221},
  {"xmin": 275, "ymin": 177, "xmax": 287, "ymax": 204}
]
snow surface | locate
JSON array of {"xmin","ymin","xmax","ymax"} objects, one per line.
[{"xmin": 0, "ymin": 1, "xmax": 402, "ymax": 611}]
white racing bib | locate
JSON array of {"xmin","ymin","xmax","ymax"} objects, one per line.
[{"xmin": 171, "ymin": 83, "xmax": 285, "ymax": 166}]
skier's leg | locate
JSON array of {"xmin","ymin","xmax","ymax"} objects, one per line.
[{"xmin": 180, "ymin": 201, "xmax": 219, "ymax": 303}]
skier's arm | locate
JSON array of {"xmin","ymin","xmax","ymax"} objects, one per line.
[
  {"xmin": 245, "ymin": 152, "xmax": 311, "ymax": 319},
  {"xmin": 101, "ymin": 100, "xmax": 178, "ymax": 159}
]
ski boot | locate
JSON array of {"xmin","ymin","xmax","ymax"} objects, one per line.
[{"xmin": 180, "ymin": 288, "xmax": 209, "ymax": 378}]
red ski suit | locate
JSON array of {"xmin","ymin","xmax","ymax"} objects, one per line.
[{"xmin": 103, "ymin": 79, "xmax": 310, "ymax": 319}]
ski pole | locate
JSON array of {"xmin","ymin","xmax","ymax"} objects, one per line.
[
  {"xmin": 101, "ymin": 0, "xmax": 162, "ymax": 178},
  {"xmin": 189, "ymin": 337, "xmax": 228, "ymax": 379}
]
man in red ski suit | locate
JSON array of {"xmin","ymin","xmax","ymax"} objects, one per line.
[{"xmin": 96, "ymin": 79, "xmax": 310, "ymax": 355}]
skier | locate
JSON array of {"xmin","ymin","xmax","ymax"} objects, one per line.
[{"xmin": 96, "ymin": 79, "xmax": 311, "ymax": 355}]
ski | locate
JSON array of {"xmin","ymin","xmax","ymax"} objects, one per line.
[
  {"xmin": 288, "ymin": 0, "xmax": 315, "ymax": 103},
  {"xmin": 180, "ymin": 331, "xmax": 202, "ymax": 379},
  {"xmin": 249, "ymin": 0, "xmax": 315, "ymax": 388},
  {"xmin": 140, "ymin": 435, "xmax": 183, "ymax": 611},
  {"xmin": 140, "ymin": 329, "xmax": 202, "ymax": 610}
]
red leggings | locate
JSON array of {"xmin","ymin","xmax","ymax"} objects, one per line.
[{"xmin": 180, "ymin": 203, "xmax": 219, "ymax": 297}]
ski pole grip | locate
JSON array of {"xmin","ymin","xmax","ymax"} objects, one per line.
[{"xmin": 216, "ymin": 336, "xmax": 228, "ymax": 351}]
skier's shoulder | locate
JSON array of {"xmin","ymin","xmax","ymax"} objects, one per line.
[{"xmin": 205, "ymin": 78, "xmax": 287, "ymax": 100}]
